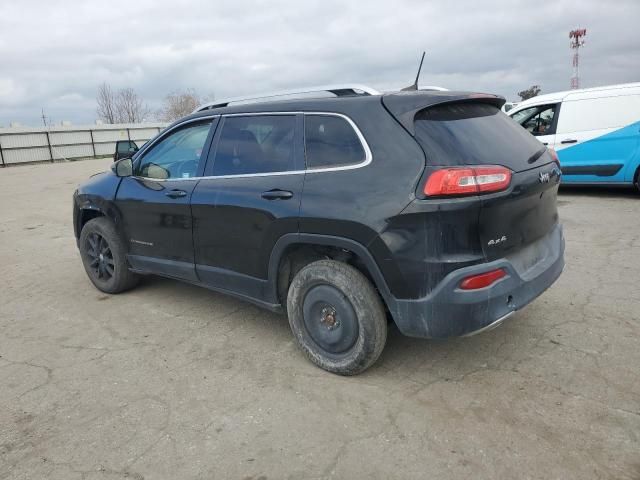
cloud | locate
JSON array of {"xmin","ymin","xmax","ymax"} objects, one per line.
[{"xmin": 0, "ymin": 0, "xmax": 639, "ymax": 125}]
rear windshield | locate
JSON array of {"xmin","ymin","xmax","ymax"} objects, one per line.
[{"xmin": 414, "ymin": 102, "xmax": 545, "ymax": 170}]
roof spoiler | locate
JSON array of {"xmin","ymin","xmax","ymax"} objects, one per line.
[{"xmin": 382, "ymin": 91, "xmax": 506, "ymax": 135}]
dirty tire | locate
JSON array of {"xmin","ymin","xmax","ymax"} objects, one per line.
[
  {"xmin": 287, "ymin": 259, "xmax": 387, "ymax": 375},
  {"xmin": 79, "ymin": 217, "xmax": 139, "ymax": 294}
]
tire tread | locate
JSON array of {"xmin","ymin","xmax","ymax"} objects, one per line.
[
  {"xmin": 79, "ymin": 217, "xmax": 139, "ymax": 294},
  {"xmin": 287, "ymin": 259, "xmax": 387, "ymax": 375}
]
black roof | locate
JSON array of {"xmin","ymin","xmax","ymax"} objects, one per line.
[{"xmin": 175, "ymin": 90, "xmax": 506, "ymax": 136}]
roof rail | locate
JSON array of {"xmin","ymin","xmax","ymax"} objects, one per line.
[
  {"xmin": 193, "ymin": 84, "xmax": 381, "ymax": 113},
  {"xmin": 418, "ymin": 86, "xmax": 449, "ymax": 92}
]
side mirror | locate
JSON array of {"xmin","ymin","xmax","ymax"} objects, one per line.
[{"xmin": 111, "ymin": 157, "xmax": 133, "ymax": 177}]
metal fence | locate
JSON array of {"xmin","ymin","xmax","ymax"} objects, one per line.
[{"xmin": 0, "ymin": 123, "xmax": 167, "ymax": 166}]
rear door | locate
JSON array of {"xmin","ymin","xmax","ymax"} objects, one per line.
[
  {"xmin": 191, "ymin": 114, "xmax": 304, "ymax": 295},
  {"xmin": 412, "ymin": 101, "xmax": 561, "ymax": 261}
]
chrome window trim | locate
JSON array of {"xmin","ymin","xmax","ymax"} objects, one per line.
[
  {"xmin": 133, "ymin": 111, "xmax": 372, "ymax": 182},
  {"xmin": 302, "ymin": 112, "xmax": 372, "ymax": 173}
]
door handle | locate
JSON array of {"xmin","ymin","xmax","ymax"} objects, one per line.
[
  {"xmin": 166, "ymin": 189, "xmax": 187, "ymax": 199},
  {"xmin": 261, "ymin": 189, "xmax": 293, "ymax": 200},
  {"xmin": 561, "ymin": 139, "xmax": 578, "ymax": 144}
]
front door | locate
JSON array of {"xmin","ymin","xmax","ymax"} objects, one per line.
[
  {"xmin": 191, "ymin": 114, "xmax": 304, "ymax": 300},
  {"xmin": 116, "ymin": 118, "xmax": 216, "ymax": 280}
]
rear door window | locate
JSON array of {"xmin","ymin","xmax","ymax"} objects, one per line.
[
  {"xmin": 211, "ymin": 115, "xmax": 297, "ymax": 176},
  {"xmin": 304, "ymin": 115, "xmax": 366, "ymax": 169},
  {"xmin": 414, "ymin": 102, "xmax": 545, "ymax": 172}
]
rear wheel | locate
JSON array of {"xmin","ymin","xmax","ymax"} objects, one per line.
[
  {"xmin": 635, "ymin": 167, "xmax": 640, "ymax": 194},
  {"xmin": 286, "ymin": 260, "xmax": 387, "ymax": 375},
  {"xmin": 79, "ymin": 217, "xmax": 139, "ymax": 294}
]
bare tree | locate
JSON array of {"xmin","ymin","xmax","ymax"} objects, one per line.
[
  {"xmin": 115, "ymin": 88, "xmax": 150, "ymax": 123},
  {"xmin": 518, "ymin": 85, "xmax": 542, "ymax": 101},
  {"xmin": 158, "ymin": 89, "xmax": 207, "ymax": 122},
  {"xmin": 96, "ymin": 83, "xmax": 117, "ymax": 124},
  {"xmin": 96, "ymin": 84, "xmax": 150, "ymax": 124}
]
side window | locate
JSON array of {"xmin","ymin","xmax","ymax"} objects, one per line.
[
  {"xmin": 212, "ymin": 115, "xmax": 296, "ymax": 176},
  {"xmin": 510, "ymin": 107, "xmax": 538, "ymax": 124},
  {"xmin": 512, "ymin": 105, "xmax": 558, "ymax": 136},
  {"xmin": 304, "ymin": 115, "xmax": 365, "ymax": 169},
  {"xmin": 137, "ymin": 121, "xmax": 212, "ymax": 179}
]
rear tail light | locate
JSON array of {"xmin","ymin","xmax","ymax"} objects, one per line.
[
  {"xmin": 424, "ymin": 166, "xmax": 511, "ymax": 197},
  {"xmin": 459, "ymin": 268, "xmax": 507, "ymax": 290}
]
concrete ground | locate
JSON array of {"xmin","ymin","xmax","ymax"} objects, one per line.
[{"xmin": 0, "ymin": 158, "xmax": 638, "ymax": 480}]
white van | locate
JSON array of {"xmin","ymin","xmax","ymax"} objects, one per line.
[{"xmin": 507, "ymin": 82, "xmax": 640, "ymax": 189}]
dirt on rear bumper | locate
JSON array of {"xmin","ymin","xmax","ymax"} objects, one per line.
[{"xmin": 388, "ymin": 224, "xmax": 565, "ymax": 339}]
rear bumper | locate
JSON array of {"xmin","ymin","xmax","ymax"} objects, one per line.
[{"xmin": 389, "ymin": 224, "xmax": 565, "ymax": 339}]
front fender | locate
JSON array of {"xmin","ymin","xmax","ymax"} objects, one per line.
[{"xmin": 73, "ymin": 171, "xmax": 123, "ymax": 240}]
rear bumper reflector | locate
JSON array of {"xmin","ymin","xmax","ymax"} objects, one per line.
[{"xmin": 459, "ymin": 268, "xmax": 507, "ymax": 290}]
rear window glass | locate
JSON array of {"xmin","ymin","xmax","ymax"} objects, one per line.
[
  {"xmin": 414, "ymin": 103, "xmax": 544, "ymax": 168},
  {"xmin": 304, "ymin": 115, "xmax": 365, "ymax": 169},
  {"xmin": 212, "ymin": 115, "xmax": 296, "ymax": 176}
]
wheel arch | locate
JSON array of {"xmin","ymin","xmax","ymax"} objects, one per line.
[
  {"xmin": 634, "ymin": 163, "xmax": 640, "ymax": 191},
  {"xmin": 74, "ymin": 200, "xmax": 124, "ymax": 244},
  {"xmin": 267, "ymin": 233, "xmax": 395, "ymax": 313},
  {"xmin": 75, "ymin": 206, "xmax": 105, "ymax": 240}
]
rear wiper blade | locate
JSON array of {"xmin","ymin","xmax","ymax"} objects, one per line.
[{"xmin": 527, "ymin": 147, "xmax": 547, "ymax": 164}]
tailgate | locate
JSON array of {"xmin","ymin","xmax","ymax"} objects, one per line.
[
  {"xmin": 397, "ymin": 95, "xmax": 563, "ymax": 261},
  {"xmin": 479, "ymin": 161, "xmax": 561, "ymax": 261},
  {"xmin": 385, "ymin": 92, "xmax": 561, "ymax": 262}
]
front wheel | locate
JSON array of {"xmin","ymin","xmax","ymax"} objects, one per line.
[
  {"xmin": 79, "ymin": 217, "xmax": 139, "ymax": 294},
  {"xmin": 287, "ymin": 260, "xmax": 387, "ymax": 375}
]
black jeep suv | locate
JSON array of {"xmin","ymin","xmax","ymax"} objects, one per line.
[{"xmin": 73, "ymin": 86, "xmax": 564, "ymax": 375}]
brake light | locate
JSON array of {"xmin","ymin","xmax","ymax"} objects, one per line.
[
  {"xmin": 548, "ymin": 147, "xmax": 559, "ymax": 163},
  {"xmin": 459, "ymin": 268, "xmax": 507, "ymax": 290},
  {"xmin": 424, "ymin": 166, "xmax": 511, "ymax": 196}
]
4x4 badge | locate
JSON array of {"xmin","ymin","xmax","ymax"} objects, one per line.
[
  {"xmin": 488, "ymin": 236, "xmax": 507, "ymax": 246},
  {"xmin": 539, "ymin": 171, "xmax": 551, "ymax": 183}
]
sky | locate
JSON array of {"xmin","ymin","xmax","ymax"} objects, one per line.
[{"xmin": 1, "ymin": 0, "xmax": 639, "ymax": 126}]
